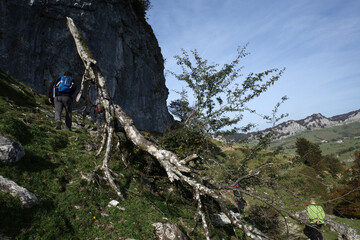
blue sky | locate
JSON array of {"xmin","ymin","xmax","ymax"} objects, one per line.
[{"xmin": 148, "ymin": 0, "xmax": 360, "ymax": 130}]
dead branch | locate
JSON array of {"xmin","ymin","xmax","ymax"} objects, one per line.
[
  {"xmin": 194, "ymin": 189, "xmax": 210, "ymax": 240},
  {"xmin": 101, "ymin": 124, "xmax": 124, "ymax": 200},
  {"xmin": 96, "ymin": 131, "xmax": 107, "ymax": 157},
  {"xmin": 66, "ymin": 17, "xmax": 273, "ymax": 239},
  {"xmin": 183, "ymin": 154, "xmax": 199, "ymax": 163}
]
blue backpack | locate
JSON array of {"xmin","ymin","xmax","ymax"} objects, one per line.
[{"xmin": 56, "ymin": 76, "xmax": 74, "ymax": 93}]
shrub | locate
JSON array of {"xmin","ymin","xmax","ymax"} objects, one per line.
[
  {"xmin": 323, "ymin": 155, "xmax": 343, "ymax": 177},
  {"xmin": 131, "ymin": 0, "xmax": 151, "ymax": 21},
  {"xmin": 332, "ymin": 151, "xmax": 360, "ymax": 218},
  {"xmin": 249, "ymin": 205, "xmax": 281, "ymax": 237},
  {"xmin": 296, "ymin": 138, "xmax": 324, "ymax": 173},
  {"xmin": 161, "ymin": 125, "xmax": 208, "ymax": 158}
]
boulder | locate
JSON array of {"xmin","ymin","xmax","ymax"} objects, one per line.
[
  {"xmin": 211, "ymin": 212, "xmax": 239, "ymax": 226},
  {"xmin": 326, "ymin": 216, "xmax": 360, "ymax": 240},
  {"xmin": 0, "ymin": 135, "xmax": 25, "ymax": 164},
  {"xmin": 0, "ymin": 175, "xmax": 38, "ymax": 208},
  {"xmin": 152, "ymin": 222, "xmax": 190, "ymax": 240}
]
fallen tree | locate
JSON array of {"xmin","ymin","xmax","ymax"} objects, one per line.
[
  {"xmin": 66, "ymin": 17, "xmax": 276, "ymax": 239},
  {"xmin": 66, "ymin": 17, "xmax": 357, "ymax": 240}
]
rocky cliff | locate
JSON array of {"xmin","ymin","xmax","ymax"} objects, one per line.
[
  {"xmin": 269, "ymin": 110, "xmax": 360, "ymax": 139},
  {"xmin": 226, "ymin": 109, "xmax": 360, "ymax": 141},
  {"xmin": 0, "ymin": 0, "xmax": 173, "ymax": 132}
]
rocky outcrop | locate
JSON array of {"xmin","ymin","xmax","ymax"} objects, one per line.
[
  {"xmin": 225, "ymin": 109, "xmax": 360, "ymax": 141},
  {"xmin": 0, "ymin": 135, "xmax": 25, "ymax": 164},
  {"xmin": 326, "ymin": 217, "xmax": 360, "ymax": 240},
  {"xmin": 0, "ymin": 0, "xmax": 173, "ymax": 132},
  {"xmin": 0, "ymin": 136, "xmax": 38, "ymax": 208},
  {"xmin": 152, "ymin": 222, "xmax": 190, "ymax": 240},
  {"xmin": 0, "ymin": 175, "xmax": 38, "ymax": 208},
  {"xmin": 269, "ymin": 110, "xmax": 360, "ymax": 139},
  {"xmin": 211, "ymin": 212, "xmax": 242, "ymax": 227}
]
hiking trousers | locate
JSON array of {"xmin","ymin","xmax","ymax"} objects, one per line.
[
  {"xmin": 54, "ymin": 95, "xmax": 73, "ymax": 130},
  {"xmin": 304, "ymin": 224, "xmax": 323, "ymax": 240}
]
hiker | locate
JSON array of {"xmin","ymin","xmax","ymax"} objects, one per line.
[
  {"xmin": 304, "ymin": 198, "xmax": 325, "ymax": 240},
  {"xmin": 48, "ymin": 71, "xmax": 77, "ymax": 130},
  {"xmin": 232, "ymin": 185, "xmax": 246, "ymax": 211},
  {"xmin": 93, "ymin": 99, "xmax": 105, "ymax": 131}
]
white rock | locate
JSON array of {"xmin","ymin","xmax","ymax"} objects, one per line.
[
  {"xmin": 0, "ymin": 135, "xmax": 25, "ymax": 164},
  {"xmin": 108, "ymin": 200, "xmax": 119, "ymax": 207},
  {"xmin": 0, "ymin": 175, "xmax": 38, "ymax": 208}
]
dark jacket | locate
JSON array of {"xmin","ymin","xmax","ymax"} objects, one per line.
[{"xmin": 48, "ymin": 76, "xmax": 77, "ymax": 99}]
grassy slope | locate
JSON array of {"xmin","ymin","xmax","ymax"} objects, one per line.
[
  {"xmin": 268, "ymin": 122, "xmax": 360, "ymax": 163},
  {"xmin": 0, "ymin": 69, "xmax": 205, "ymax": 239},
  {"xmin": 1, "ymin": 69, "xmax": 359, "ymax": 239}
]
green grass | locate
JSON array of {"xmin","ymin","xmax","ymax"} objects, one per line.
[
  {"xmin": 0, "ymin": 69, "xmax": 236, "ymax": 239},
  {"xmin": 268, "ymin": 122, "xmax": 360, "ymax": 162},
  {"xmin": 332, "ymin": 216, "xmax": 360, "ymax": 231},
  {"xmin": 1, "ymin": 68, "xmax": 359, "ymax": 239}
]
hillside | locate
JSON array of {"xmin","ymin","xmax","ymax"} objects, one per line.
[
  {"xmin": 268, "ymin": 122, "xmax": 360, "ymax": 163},
  {"xmin": 0, "ymin": 69, "xmax": 195, "ymax": 239},
  {"xmin": 226, "ymin": 111, "xmax": 360, "ymax": 163},
  {"xmin": 1, "ymin": 69, "xmax": 359, "ymax": 239},
  {"xmin": 226, "ymin": 110, "xmax": 360, "ymax": 142}
]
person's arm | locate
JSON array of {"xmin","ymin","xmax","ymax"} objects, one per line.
[
  {"xmin": 317, "ymin": 206, "xmax": 325, "ymax": 224},
  {"xmin": 48, "ymin": 77, "xmax": 60, "ymax": 103},
  {"xmin": 48, "ymin": 79, "xmax": 55, "ymax": 103},
  {"xmin": 71, "ymin": 79, "xmax": 78, "ymax": 97}
]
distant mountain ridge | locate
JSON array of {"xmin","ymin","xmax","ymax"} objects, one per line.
[{"xmin": 226, "ymin": 109, "xmax": 360, "ymax": 141}]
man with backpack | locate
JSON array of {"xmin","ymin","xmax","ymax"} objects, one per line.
[
  {"xmin": 48, "ymin": 71, "xmax": 77, "ymax": 130},
  {"xmin": 232, "ymin": 185, "xmax": 247, "ymax": 211},
  {"xmin": 304, "ymin": 198, "xmax": 325, "ymax": 240},
  {"xmin": 93, "ymin": 99, "xmax": 105, "ymax": 132}
]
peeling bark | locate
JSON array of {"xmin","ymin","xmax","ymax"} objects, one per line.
[{"xmin": 195, "ymin": 190, "xmax": 210, "ymax": 240}]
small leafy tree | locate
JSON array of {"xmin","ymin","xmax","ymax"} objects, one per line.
[
  {"xmin": 169, "ymin": 45, "xmax": 286, "ymax": 136},
  {"xmin": 295, "ymin": 137, "xmax": 324, "ymax": 173},
  {"xmin": 323, "ymin": 155, "xmax": 343, "ymax": 177},
  {"xmin": 168, "ymin": 98, "xmax": 191, "ymax": 122}
]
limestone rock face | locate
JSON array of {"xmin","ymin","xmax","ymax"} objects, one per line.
[
  {"xmin": 0, "ymin": 135, "xmax": 25, "ymax": 164},
  {"xmin": 0, "ymin": 0, "xmax": 173, "ymax": 132}
]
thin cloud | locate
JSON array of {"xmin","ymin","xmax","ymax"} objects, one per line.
[{"xmin": 148, "ymin": 0, "xmax": 360, "ymax": 129}]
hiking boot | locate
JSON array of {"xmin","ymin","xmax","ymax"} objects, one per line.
[{"xmin": 55, "ymin": 121, "xmax": 61, "ymax": 130}]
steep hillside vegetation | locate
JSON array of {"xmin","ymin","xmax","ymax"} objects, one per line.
[
  {"xmin": 0, "ymin": 69, "xmax": 197, "ymax": 239},
  {"xmin": 1, "ymin": 69, "xmax": 359, "ymax": 239}
]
